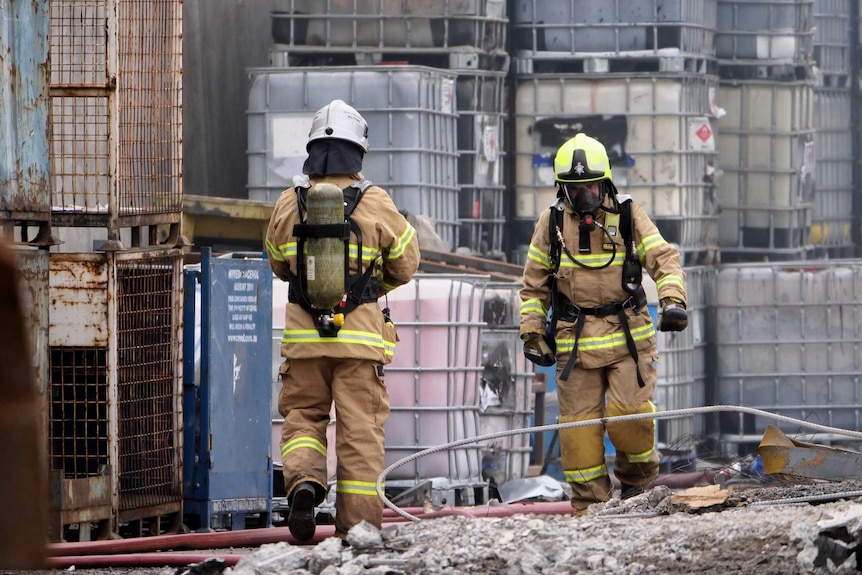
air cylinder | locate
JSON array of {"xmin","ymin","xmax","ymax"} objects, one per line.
[{"xmin": 305, "ymin": 182, "xmax": 345, "ymax": 309}]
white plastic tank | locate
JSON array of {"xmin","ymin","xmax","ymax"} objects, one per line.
[
  {"xmin": 714, "ymin": 261, "xmax": 862, "ymax": 449},
  {"xmin": 455, "ymin": 71, "xmax": 507, "ymax": 258},
  {"xmin": 715, "ymin": 0, "xmax": 814, "ymax": 62},
  {"xmin": 384, "ymin": 274, "xmax": 487, "ymax": 482},
  {"xmin": 811, "ymin": 86, "xmax": 853, "ymax": 249},
  {"xmin": 270, "ymin": 0, "xmax": 506, "ymax": 53},
  {"xmin": 247, "ymin": 66, "xmax": 459, "ymax": 248},
  {"xmin": 510, "ymin": 0, "xmax": 717, "ymax": 56},
  {"xmin": 513, "ymin": 73, "xmax": 720, "ymax": 258},
  {"xmin": 477, "ymin": 283, "xmax": 533, "ymax": 486},
  {"xmin": 716, "ymin": 79, "xmax": 815, "ymax": 256}
]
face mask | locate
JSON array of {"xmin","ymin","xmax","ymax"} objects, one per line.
[{"xmin": 565, "ymin": 182, "xmax": 605, "ymax": 215}]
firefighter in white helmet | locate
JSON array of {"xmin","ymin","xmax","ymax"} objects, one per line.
[
  {"xmin": 519, "ymin": 133, "xmax": 687, "ymax": 512},
  {"xmin": 266, "ymin": 99, "xmax": 419, "ymax": 540}
]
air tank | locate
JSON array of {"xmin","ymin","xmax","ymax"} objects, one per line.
[{"xmin": 305, "ymin": 183, "xmax": 345, "ymax": 310}]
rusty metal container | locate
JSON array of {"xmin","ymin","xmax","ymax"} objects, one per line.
[{"xmin": 48, "ymin": 249, "xmax": 184, "ymax": 539}]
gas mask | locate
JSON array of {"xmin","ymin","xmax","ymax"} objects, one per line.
[{"xmin": 564, "ymin": 182, "xmax": 606, "ymax": 232}]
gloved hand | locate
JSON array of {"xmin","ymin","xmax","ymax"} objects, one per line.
[
  {"xmin": 522, "ymin": 333, "xmax": 555, "ymax": 366},
  {"xmin": 658, "ymin": 297, "xmax": 688, "ymax": 332}
]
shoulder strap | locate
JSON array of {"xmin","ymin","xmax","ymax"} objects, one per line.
[
  {"xmin": 343, "ymin": 179, "xmax": 372, "ymax": 217},
  {"xmin": 547, "ymin": 203, "xmax": 563, "ymax": 273}
]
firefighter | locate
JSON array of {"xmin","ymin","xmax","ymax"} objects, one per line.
[
  {"xmin": 265, "ymin": 99, "xmax": 420, "ymax": 540},
  {"xmin": 519, "ymin": 133, "xmax": 688, "ymax": 513}
]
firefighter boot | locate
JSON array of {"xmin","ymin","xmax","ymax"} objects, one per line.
[
  {"xmin": 620, "ymin": 483, "xmax": 645, "ymax": 500},
  {"xmin": 288, "ymin": 482, "xmax": 318, "ymax": 541}
]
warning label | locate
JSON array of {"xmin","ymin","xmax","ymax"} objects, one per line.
[{"xmin": 688, "ymin": 117, "xmax": 715, "ymax": 152}]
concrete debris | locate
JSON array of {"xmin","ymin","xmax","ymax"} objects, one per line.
[
  {"xmin": 218, "ymin": 492, "xmax": 862, "ymax": 574},
  {"xmin": 813, "ymin": 504, "xmax": 862, "ymax": 571}
]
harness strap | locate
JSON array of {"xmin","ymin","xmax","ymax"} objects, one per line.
[{"xmin": 556, "ymin": 295, "xmax": 645, "ymax": 387}]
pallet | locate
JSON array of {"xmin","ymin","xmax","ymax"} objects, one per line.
[
  {"xmin": 269, "ymin": 46, "xmax": 510, "ymax": 72},
  {"xmin": 815, "ymin": 70, "xmax": 852, "ymax": 89},
  {"xmin": 513, "ymin": 50, "xmax": 717, "ymax": 76},
  {"xmin": 717, "ymin": 59, "xmax": 814, "ymax": 82}
]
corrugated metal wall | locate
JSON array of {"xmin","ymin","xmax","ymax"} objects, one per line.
[{"xmin": 182, "ymin": 0, "xmax": 274, "ymax": 200}]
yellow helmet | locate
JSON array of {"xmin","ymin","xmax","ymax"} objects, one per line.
[{"xmin": 553, "ymin": 133, "xmax": 613, "ymax": 184}]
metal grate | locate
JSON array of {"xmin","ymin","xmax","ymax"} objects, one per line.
[
  {"xmin": 117, "ymin": 0, "xmax": 183, "ymax": 217},
  {"xmin": 116, "ymin": 253, "xmax": 182, "ymax": 510},
  {"xmin": 48, "ymin": 346, "xmax": 109, "ymax": 478},
  {"xmin": 49, "ymin": 0, "xmax": 183, "ymax": 222}
]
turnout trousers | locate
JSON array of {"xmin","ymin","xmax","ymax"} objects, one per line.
[
  {"xmin": 278, "ymin": 356, "xmax": 390, "ymax": 536},
  {"xmin": 556, "ymin": 351, "xmax": 660, "ymax": 512}
]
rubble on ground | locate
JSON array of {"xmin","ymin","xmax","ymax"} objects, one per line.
[{"xmin": 222, "ymin": 481, "xmax": 862, "ymax": 575}]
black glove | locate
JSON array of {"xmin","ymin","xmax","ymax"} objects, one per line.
[
  {"xmin": 658, "ymin": 298, "xmax": 688, "ymax": 332},
  {"xmin": 522, "ymin": 333, "xmax": 556, "ymax": 366}
]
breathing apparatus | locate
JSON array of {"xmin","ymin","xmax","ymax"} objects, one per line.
[{"xmin": 287, "ymin": 100, "xmax": 379, "ymax": 338}]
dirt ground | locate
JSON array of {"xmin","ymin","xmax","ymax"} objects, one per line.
[{"xmin": 19, "ymin": 478, "xmax": 862, "ymax": 575}]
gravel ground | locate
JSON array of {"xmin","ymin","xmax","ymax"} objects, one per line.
[{"xmin": 21, "ymin": 479, "xmax": 862, "ymax": 575}]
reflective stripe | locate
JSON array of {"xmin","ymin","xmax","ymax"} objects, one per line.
[
  {"xmin": 520, "ymin": 298, "xmax": 547, "ymax": 316},
  {"xmin": 564, "ymin": 463, "xmax": 609, "ymax": 483},
  {"xmin": 383, "ymin": 337, "xmax": 395, "ymax": 358},
  {"xmin": 265, "ymin": 237, "xmax": 285, "ymax": 262},
  {"xmin": 560, "ymin": 251, "xmax": 625, "ymax": 269},
  {"xmin": 281, "ymin": 436, "xmax": 327, "ymax": 459},
  {"xmin": 626, "ymin": 447, "xmax": 654, "ymax": 464},
  {"xmin": 336, "ymin": 479, "xmax": 380, "ymax": 496},
  {"xmin": 527, "ymin": 244, "xmax": 552, "ymax": 268},
  {"xmin": 556, "ymin": 322, "xmax": 655, "ymax": 353},
  {"xmin": 388, "ymin": 225, "xmax": 416, "ymax": 260},
  {"xmin": 283, "ymin": 329, "xmax": 385, "ymax": 348},
  {"xmin": 656, "ymin": 274, "xmax": 685, "ymax": 291},
  {"xmin": 636, "ymin": 233, "xmax": 666, "ymax": 259},
  {"xmin": 625, "ymin": 401, "xmax": 656, "ymax": 463}
]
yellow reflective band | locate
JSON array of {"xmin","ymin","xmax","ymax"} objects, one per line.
[
  {"xmin": 626, "ymin": 448, "xmax": 654, "ymax": 464},
  {"xmin": 336, "ymin": 479, "xmax": 380, "ymax": 496},
  {"xmin": 564, "ymin": 463, "xmax": 609, "ymax": 483},
  {"xmin": 520, "ymin": 298, "xmax": 547, "ymax": 316},
  {"xmin": 636, "ymin": 233, "xmax": 667, "ymax": 258},
  {"xmin": 527, "ymin": 245, "xmax": 552, "ymax": 268},
  {"xmin": 281, "ymin": 436, "xmax": 327, "ymax": 459},
  {"xmin": 656, "ymin": 274, "xmax": 685, "ymax": 291},
  {"xmin": 347, "ymin": 245, "xmax": 379, "ymax": 262},
  {"xmin": 389, "ymin": 225, "xmax": 416, "ymax": 260},
  {"xmin": 556, "ymin": 323, "xmax": 655, "ymax": 353},
  {"xmin": 561, "ymin": 251, "xmax": 625, "ymax": 269},
  {"xmin": 283, "ymin": 329, "xmax": 385, "ymax": 348},
  {"xmin": 383, "ymin": 337, "xmax": 395, "ymax": 358},
  {"xmin": 265, "ymin": 237, "xmax": 285, "ymax": 262}
]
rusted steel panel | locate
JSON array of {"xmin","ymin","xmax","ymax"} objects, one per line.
[
  {"xmin": 48, "ymin": 253, "xmax": 109, "ymax": 347},
  {"xmin": 14, "ymin": 247, "xmax": 50, "ymax": 395},
  {"xmin": 0, "ymin": 240, "xmax": 48, "ymax": 568},
  {"xmin": 758, "ymin": 425, "xmax": 862, "ymax": 481},
  {"xmin": 0, "ymin": 0, "xmax": 52, "ymax": 218}
]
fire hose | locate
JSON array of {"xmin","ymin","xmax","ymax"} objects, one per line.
[{"xmin": 48, "ymin": 405, "xmax": 862, "ymax": 568}]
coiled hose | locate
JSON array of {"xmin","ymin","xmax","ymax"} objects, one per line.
[{"xmin": 377, "ymin": 405, "xmax": 862, "ymax": 522}]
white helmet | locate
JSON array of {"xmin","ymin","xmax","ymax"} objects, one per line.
[{"xmin": 307, "ymin": 99, "xmax": 369, "ymax": 152}]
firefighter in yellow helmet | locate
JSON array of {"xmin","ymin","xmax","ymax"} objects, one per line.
[
  {"xmin": 265, "ymin": 99, "xmax": 420, "ymax": 540},
  {"xmin": 519, "ymin": 133, "xmax": 688, "ymax": 512}
]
